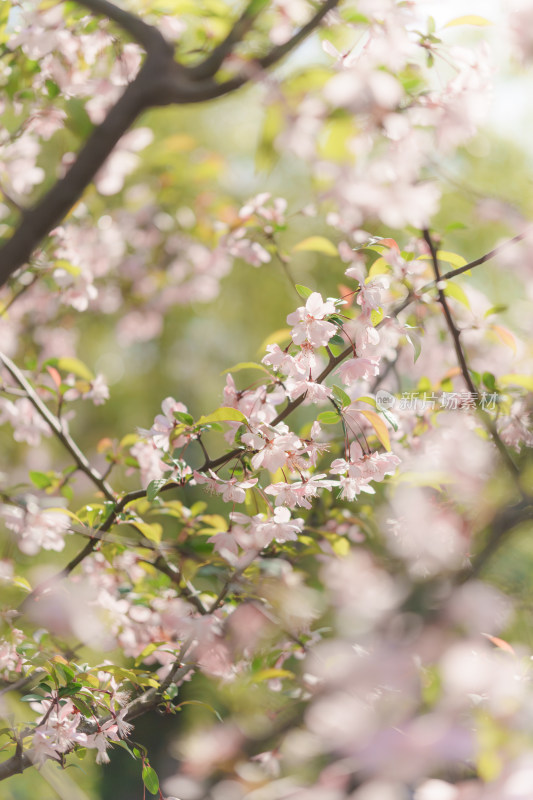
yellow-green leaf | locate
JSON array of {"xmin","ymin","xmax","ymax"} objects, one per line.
[
  {"xmin": 13, "ymin": 575, "xmax": 32, "ymax": 592},
  {"xmin": 356, "ymin": 396, "xmax": 377, "ymax": 408},
  {"xmin": 120, "ymin": 433, "xmax": 139, "ymax": 448},
  {"xmin": 254, "ymin": 668, "xmax": 295, "ymax": 682},
  {"xmin": 499, "ymin": 374, "xmax": 533, "ymax": 392},
  {"xmin": 129, "ymin": 521, "xmax": 163, "ymax": 544},
  {"xmin": 419, "ymin": 250, "xmax": 467, "ymax": 268},
  {"xmin": 222, "ymin": 362, "xmax": 271, "ymax": 376},
  {"xmin": 258, "ymin": 328, "xmax": 292, "ymax": 354},
  {"xmin": 444, "ymin": 15, "xmax": 493, "ymax": 27},
  {"xmin": 134, "ymin": 642, "xmax": 166, "ymax": 666},
  {"xmin": 47, "ymin": 507, "xmax": 86, "ymax": 527},
  {"xmin": 199, "ymin": 514, "xmax": 228, "ymax": 533},
  {"xmin": 56, "ymin": 357, "xmax": 94, "ymax": 381},
  {"xmin": 357, "ymin": 408, "xmax": 391, "ymax": 451},
  {"xmin": 443, "ymin": 281, "xmax": 470, "ymax": 309},
  {"xmin": 491, "ymin": 325, "xmax": 516, "ymax": 352},
  {"xmin": 331, "ymin": 536, "xmax": 350, "ymax": 556},
  {"xmin": 293, "ymin": 236, "xmax": 338, "ymax": 257},
  {"xmin": 396, "ymin": 470, "xmax": 452, "ymax": 490},
  {"xmin": 196, "ymin": 407, "xmax": 248, "ymax": 426},
  {"xmin": 368, "ymin": 257, "xmax": 390, "ymax": 277}
]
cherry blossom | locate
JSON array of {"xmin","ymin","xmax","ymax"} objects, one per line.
[
  {"xmin": 1, "ymin": 499, "xmax": 71, "ymax": 555},
  {"xmin": 287, "ymin": 292, "xmax": 337, "ymax": 348}
]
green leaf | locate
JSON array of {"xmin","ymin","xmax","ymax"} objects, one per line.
[
  {"xmin": 444, "ymin": 14, "xmax": 493, "ymax": 27},
  {"xmin": 317, "ymin": 411, "xmax": 341, "ymax": 425},
  {"xmin": 380, "ymin": 408, "xmax": 399, "ymax": 432},
  {"xmin": 244, "ymin": 0, "xmax": 270, "ymax": 17},
  {"xmin": 54, "ymin": 357, "xmax": 94, "ymax": 381},
  {"xmin": 355, "ymin": 408, "xmax": 391, "ymax": 451},
  {"xmin": 142, "ymin": 765, "xmax": 159, "ymax": 795},
  {"xmin": 356, "ymin": 396, "xmax": 377, "ymax": 408},
  {"xmin": 371, "ymin": 307, "xmax": 384, "ymax": 326},
  {"xmin": 174, "ymin": 411, "xmax": 194, "ymax": 425},
  {"xmin": 484, "ymin": 304, "xmax": 508, "ymax": 318},
  {"xmin": 21, "ymin": 693, "xmax": 46, "ymax": 702},
  {"xmin": 257, "ymin": 328, "xmax": 292, "ymax": 354},
  {"xmin": 196, "ymin": 407, "xmax": 248, "ymax": 426},
  {"xmin": 404, "ymin": 329, "xmax": 422, "ymax": 363},
  {"xmin": 254, "ymin": 668, "xmax": 295, "ymax": 682},
  {"xmin": 368, "ymin": 257, "xmax": 390, "ymax": 278},
  {"xmin": 135, "ymin": 642, "xmax": 166, "ymax": 667},
  {"xmin": 419, "ymin": 250, "xmax": 467, "ymax": 268},
  {"xmin": 221, "ymin": 362, "xmax": 271, "ymax": 375},
  {"xmin": 147, "ymin": 479, "xmax": 168, "ymax": 502},
  {"xmin": 341, "ymin": 9, "xmax": 369, "ymax": 23},
  {"xmin": 173, "ymin": 699, "xmax": 223, "ymax": 721},
  {"xmin": 293, "ymin": 236, "xmax": 338, "ymax": 257},
  {"xmin": 332, "ymin": 384, "xmax": 351, "ymax": 409},
  {"xmin": 295, "ymin": 284, "xmax": 313, "ymax": 299},
  {"xmin": 499, "ymin": 374, "xmax": 533, "ymax": 393},
  {"xmin": 482, "ymin": 372, "xmax": 497, "ymax": 392},
  {"xmin": 443, "ymin": 281, "xmax": 470, "ymax": 309},
  {"xmin": 45, "ymin": 79, "xmax": 60, "ymax": 98},
  {"xmin": 329, "ymin": 334, "xmax": 345, "ymax": 346},
  {"xmin": 129, "ymin": 521, "xmax": 163, "ymax": 544},
  {"xmin": 29, "ymin": 471, "xmax": 54, "ymax": 489}
]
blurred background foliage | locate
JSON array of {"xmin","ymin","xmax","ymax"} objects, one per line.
[{"xmin": 1, "ymin": 2, "xmax": 533, "ymax": 798}]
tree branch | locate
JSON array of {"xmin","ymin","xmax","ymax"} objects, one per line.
[
  {"xmin": 422, "ymin": 229, "xmax": 523, "ymax": 485},
  {"xmin": 441, "ymin": 228, "xmax": 531, "ymax": 282},
  {"xmin": 188, "ymin": 0, "xmax": 269, "ymax": 81},
  {"xmin": 73, "ymin": 0, "xmax": 173, "ymax": 53},
  {"xmin": 0, "ymin": 352, "xmax": 115, "ymax": 501},
  {"xmin": 456, "ymin": 499, "xmax": 533, "ymax": 583},
  {"xmin": 0, "ymin": 0, "xmax": 338, "ymax": 288},
  {"xmin": 186, "ymin": 0, "xmax": 340, "ymax": 101}
]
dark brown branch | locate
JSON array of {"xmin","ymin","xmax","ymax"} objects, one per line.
[
  {"xmin": 456, "ymin": 499, "xmax": 533, "ymax": 583},
  {"xmin": 0, "ymin": 352, "xmax": 115, "ymax": 501},
  {"xmin": 18, "ymin": 483, "xmax": 181, "ymax": 610},
  {"xmin": 149, "ymin": 555, "xmax": 208, "ymax": 614},
  {"xmin": 422, "ymin": 229, "xmax": 477, "ymax": 396},
  {"xmin": 422, "ymin": 228, "xmax": 522, "ymax": 483},
  {"xmin": 190, "ymin": 0, "xmax": 340, "ymax": 101},
  {"xmin": 201, "ymin": 342, "xmax": 354, "ymax": 472},
  {"xmin": 73, "ymin": 0, "xmax": 173, "ymax": 53},
  {"xmin": 0, "ymin": 0, "xmax": 338, "ymax": 288},
  {"xmin": 0, "ymin": 743, "xmax": 33, "ymax": 782},
  {"xmin": 188, "ymin": 0, "xmax": 269, "ymax": 80},
  {"xmin": 441, "ymin": 228, "xmax": 531, "ymax": 282}
]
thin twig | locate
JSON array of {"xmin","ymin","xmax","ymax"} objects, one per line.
[
  {"xmin": 188, "ymin": 0, "xmax": 268, "ymax": 80},
  {"xmin": 0, "ymin": 352, "xmax": 115, "ymax": 501},
  {"xmin": 149, "ymin": 555, "xmax": 208, "ymax": 614},
  {"xmin": 422, "ymin": 229, "xmax": 522, "ymax": 484}
]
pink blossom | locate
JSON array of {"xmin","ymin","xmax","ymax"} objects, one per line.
[
  {"xmin": 130, "ymin": 441, "xmax": 168, "ymax": 489},
  {"xmin": 195, "ymin": 469, "xmax": 257, "ymax": 504},
  {"xmin": 242, "ymin": 423, "xmax": 302, "ymax": 472},
  {"xmin": 337, "ymin": 356, "xmax": 380, "ymax": 386},
  {"xmin": 140, "ymin": 396, "xmax": 191, "ymax": 451},
  {"xmin": 85, "ymin": 374, "xmax": 110, "ymax": 405},
  {"xmin": 287, "ymin": 292, "xmax": 337, "ymax": 348},
  {"xmin": 30, "ymin": 700, "xmax": 87, "ymax": 765},
  {"xmin": 262, "ymin": 343, "xmax": 305, "ymax": 377},
  {"xmin": 285, "ymin": 377, "xmax": 333, "ymax": 404},
  {"xmin": 1, "ymin": 499, "xmax": 71, "ymax": 555},
  {"xmin": 0, "ymin": 397, "xmax": 52, "ymax": 446}
]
